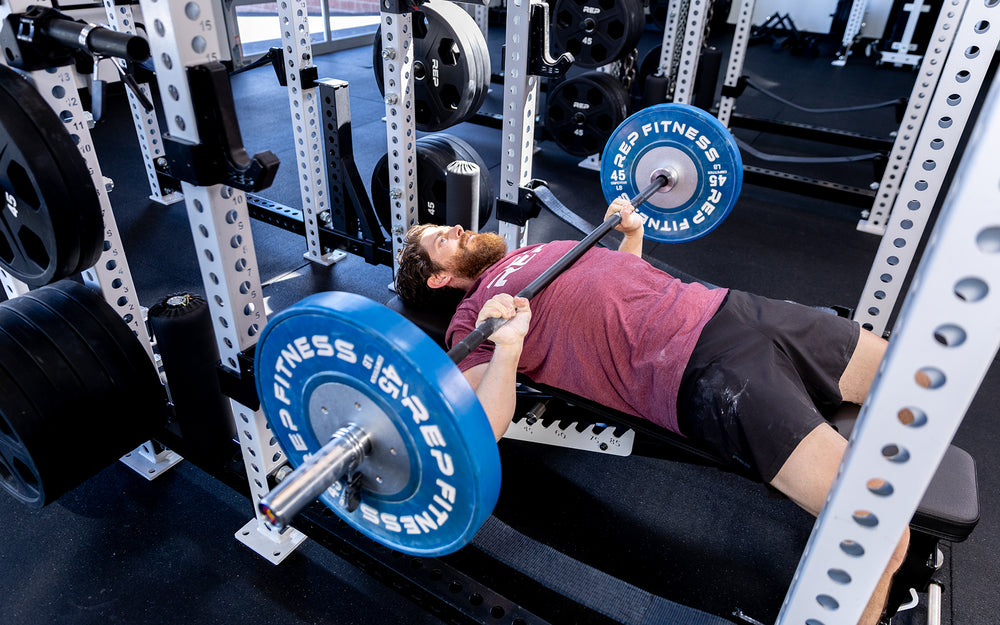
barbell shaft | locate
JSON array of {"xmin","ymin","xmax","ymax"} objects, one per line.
[
  {"xmin": 447, "ymin": 174, "xmax": 668, "ymax": 364},
  {"xmin": 259, "ymin": 423, "xmax": 372, "ymax": 530},
  {"xmin": 260, "ymin": 173, "xmax": 669, "ymax": 527}
]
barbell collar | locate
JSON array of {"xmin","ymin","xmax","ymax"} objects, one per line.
[
  {"xmin": 448, "ymin": 174, "xmax": 668, "ymax": 364},
  {"xmin": 259, "ymin": 423, "xmax": 372, "ymax": 530}
]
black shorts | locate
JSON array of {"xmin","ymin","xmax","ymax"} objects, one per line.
[{"xmin": 676, "ymin": 290, "xmax": 861, "ymax": 482}]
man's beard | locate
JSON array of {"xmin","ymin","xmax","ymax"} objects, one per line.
[{"xmin": 450, "ymin": 232, "xmax": 508, "ymax": 280}]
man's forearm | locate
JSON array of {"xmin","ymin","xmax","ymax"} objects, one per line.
[
  {"xmin": 618, "ymin": 229, "xmax": 644, "ymax": 258},
  {"xmin": 475, "ymin": 344, "xmax": 523, "ymax": 440}
]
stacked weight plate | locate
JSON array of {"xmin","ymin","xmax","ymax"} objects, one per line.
[
  {"xmin": 549, "ymin": 0, "xmax": 646, "ymax": 68},
  {"xmin": 0, "ymin": 64, "xmax": 104, "ymax": 287},
  {"xmin": 371, "ymin": 134, "xmax": 495, "ymax": 230},
  {"xmin": 373, "ymin": 0, "xmax": 491, "ymax": 132},
  {"xmin": 0, "ymin": 280, "xmax": 168, "ymax": 507},
  {"xmin": 545, "ymin": 71, "xmax": 630, "ymax": 157}
]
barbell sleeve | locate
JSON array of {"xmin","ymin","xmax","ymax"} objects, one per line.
[
  {"xmin": 21, "ymin": 7, "xmax": 151, "ymax": 62},
  {"xmin": 448, "ymin": 174, "xmax": 668, "ymax": 364},
  {"xmin": 258, "ymin": 423, "xmax": 372, "ymax": 530}
]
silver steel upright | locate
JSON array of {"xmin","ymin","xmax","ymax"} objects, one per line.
[
  {"xmin": 832, "ymin": 0, "xmax": 870, "ymax": 66},
  {"xmin": 854, "ymin": 0, "xmax": 999, "ymax": 337},
  {"xmin": 380, "ymin": 5, "xmax": 419, "ymax": 274},
  {"xmin": 857, "ymin": 0, "xmax": 967, "ymax": 235},
  {"xmin": 778, "ymin": 52, "xmax": 1000, "ymax": 625},
  {"xmin": 277, "ymin": 0, "xmax": 345, "ymax": 267},
  {"xmin": 137, "ymin": 0, "xmax": 306, "ymax": 563},
  {"xmin": 716, "ymin": 0, "xmax": 756, "ymax": 127},
  {"xmin": 496, "ymin": 0, "xmax": 540, "ymax": 250},
  {"xmin": 670, "ymin": 0, "xmax": 709, "ymax": 105},
  {"xmin": 464, "ymin": 0, "xmax": 491, "ymax": 41},
  {"xmin": 657, "ymin": 0, "xmax": 685, "ymax": 99},
  {"xmin": 0, "ymin": 268, "xmax": 29, "ymax": 300},
  {"xmin": 103, "ymin": 2, "xmax": 183, "ymax": 206}
]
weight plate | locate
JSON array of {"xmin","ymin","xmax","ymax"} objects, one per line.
[
  {"xmin": 255, "ymin": 291, "xmax": 501, "ymax": 556},
  {"xmin": 546, "ymin": 71, "xmax": 630, "ymax": 157},
  {"xmin": 373, "ymin": 0, "xmax": 491, "ymax": 132},
  {"xmin": 49, "ymin": 281, "xmax": 162, "ymax": 399},
  {"xmin": 0, "ymin": 281, "xmax": 167, "ymax": 507},
  {"xmin": 0, "ymin": 64, "xmax": 103, "ymax": 286},
  {"xmin": 0, "ymin": 365, "xmax": 45, "ymax": 505},
  {"xmin": 601, "ymin": 103, "xmax": 743, "ymax": 243},
  {"xmin": 0, "ymin": 317, "xmax": 85, "ymax": 507},
  {"xmin": 371, "ymin": 134, "xmax": 494, "ymax": 231},
  {"xmin": 550, "ymin": 0, "xmax": 645, "ymax": 68}
]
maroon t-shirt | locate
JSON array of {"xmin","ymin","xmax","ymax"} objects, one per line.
[{"xmin": 446, "ymin": 242, "xmax": 727, "ymax": 434}]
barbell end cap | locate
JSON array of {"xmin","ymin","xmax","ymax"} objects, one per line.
[{"xmin": 259, "ymin": 501, "xmax": 288, "ymax": 531}]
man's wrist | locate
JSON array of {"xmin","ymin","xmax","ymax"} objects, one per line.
[{"xmin": 492, "ymin": 342, "xmax": 524, "ymax": 356}]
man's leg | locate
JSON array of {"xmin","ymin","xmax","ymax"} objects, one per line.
[
  {"xmin": 770, "ymin": 424, "xmax": 909, "ymax": 625},
  {"xmin": 839, "ymin": 328, "xmax": 887, "ymax": 403},
  {"xmin": 770, "ymin": 330, "xmax": 908, "ymax": 625}
]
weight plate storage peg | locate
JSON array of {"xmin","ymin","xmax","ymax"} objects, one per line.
[
  {"xmin": 601, "ymin": 103, "xmax": 743, "ymax": 244},
  {"xmin": 373, "ymin": 0, "xmax": 491, "ymax": 132},
  {"xmin": 371, "ymin": 134, "xmax": 494, "ymax": 231},
  {"xmin": 254, "ymin": 291, "xmax": 501, "ymax": 556},
  {"xmin": 0, "ymin": 65, "xmax": 104, "ymax": 286}
]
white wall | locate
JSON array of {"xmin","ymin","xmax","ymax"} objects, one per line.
[{"xmin": 728, "ymin": 0, "xmax": 894, "ymax": 38}]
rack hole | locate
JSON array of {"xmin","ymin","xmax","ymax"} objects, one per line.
[
  {"xmin": 934, "ymin": 324, "xmax": 967, "ymax": 347},
  {"xmin": 882, "ymin": 444, "xmax": 910, "ymax": 463},
  {"xmin": 852, "ymin": 510, "xmax": 879, "ymax": 528},
  {"xmin": 954, "ymin": 277, "xmax": 988, "ymax": 302},
  {"xmin": 898, "ymin": 407, "xmax": 928, "ymax": 427},
  {"xmin": 840, "ymin": 540, "xmax": 865, "ymax": 557},
  {"xmin": 916, "ymin": 366, "xmax": 946, "ymax": 388},
  {"xmin": 867, "ymin": 478, "xmax": 894, "ymax": 497},
  {"xmin": 976, "ymin": 227, "xmax": 1000, "ymax": 253}
]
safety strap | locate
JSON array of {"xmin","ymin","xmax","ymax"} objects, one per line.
[
  {"xmin": 743, "ymin": 77, "xmax": 905, "ymax": 114},
  {"xmin": 473, "ymin": 516, "xmax": 736, "ymax": 625},
  {"xmin": 532, "ymin": 185, "xmax": 613, "ymax": 248},
  {"xmin": 736, "ymin": 137, "xmax": 882, "ymax": 164},
  {"xmin": 535, "ymin": 184, "xmax": 717, "ymax": 288}
]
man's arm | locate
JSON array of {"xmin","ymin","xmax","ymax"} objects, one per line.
[
  {"xmin": 605, "ymin": 197, "xmax": 644, "ymax": 258},
  {"xmin": 460, "ymin": 295, "xmax": 531, "ymax": 441}
]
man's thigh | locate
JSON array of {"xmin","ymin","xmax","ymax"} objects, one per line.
[{"xmin": 769, "ymin": 422, "xmax": 848, "ymax": 516}]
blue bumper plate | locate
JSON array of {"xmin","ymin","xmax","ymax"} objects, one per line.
[
  {"xmin": 255, "ymin": 291, "xmax": 501, "ymax": 556},
  {"xmin": 601, "ymin": 103, "xmax": 742, "ymax": 243}
]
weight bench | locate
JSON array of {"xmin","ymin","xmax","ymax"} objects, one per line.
[{"xmin": 386, "ymin": 293, "xmax": 980, "ymax": 623}]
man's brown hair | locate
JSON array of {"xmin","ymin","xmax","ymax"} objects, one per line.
[{"xmin": 394, "ymin": 224, "xmax": 465, "ymax": 311}]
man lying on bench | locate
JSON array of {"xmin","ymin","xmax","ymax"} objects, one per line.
[{"xmin": 393, "ymin": 198, "xmax": 908, "ymax": 625}]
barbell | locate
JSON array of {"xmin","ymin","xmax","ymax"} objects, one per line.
[{"xmin": 253, "ymin": 103, "xmax": 743, "ymax": 556}]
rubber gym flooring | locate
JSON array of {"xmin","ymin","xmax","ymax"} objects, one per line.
[{"xmin": 2, "ymin": 19, "xmax": 999, "ymax": 625}]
